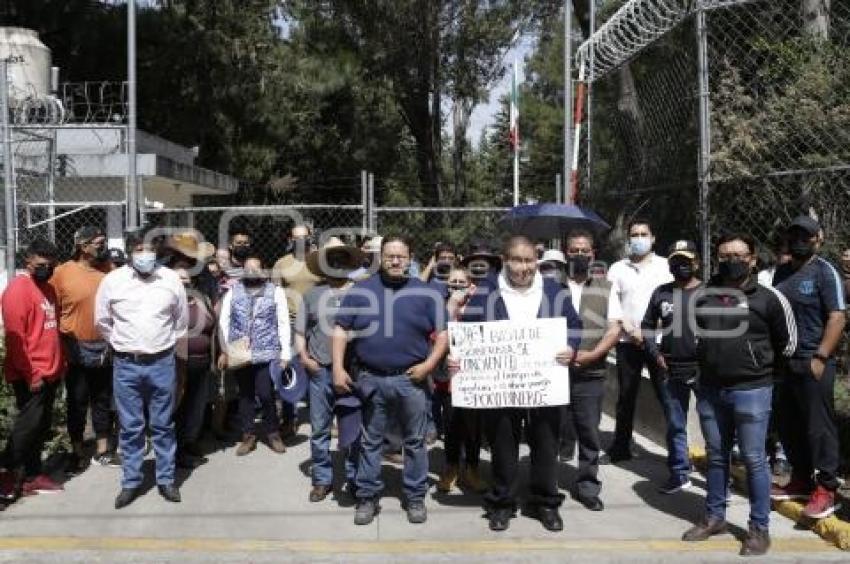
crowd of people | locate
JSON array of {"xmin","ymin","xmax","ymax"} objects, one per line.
[{"xmin": 1, "ymin": 213, "xmax": 848, "ymax": 557}]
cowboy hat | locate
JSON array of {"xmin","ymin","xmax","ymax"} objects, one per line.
[
  {"xmin": 168, "ymin": 231, "xmax": 215, "ymax": 261},
  {"xmin": 460, "ymin": 238, "xmax": 502, "ymax": 268},
  {"xmin": 306, "ymin": 237, "xmax": 365, "ymax": 278}
]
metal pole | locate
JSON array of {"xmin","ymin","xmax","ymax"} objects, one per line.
[
  {"xmin": 1, "ymin": 61, "xmax": 16, "ymax": 276},
  {"xmin": 126, "ymin": 0, "xmax": 139, "ymax": 230},
  {"xmin": 47, "ymin": 131, "xmax": 56, "ymax": 242},
  {"xmin": 367, "ymin": 172, "xmax": 375, "ymax": 233},
  {"xmin": 586, "ymin": 0, "xmax": 595, "ymax": 196},
  {"xmin": 564, "ymin": 1, "xmax": 573, "ymax": 204},
  {"xmin": 361, "ymin": 169, "xmax": 368, "ymax": 233},
  {"xmin": 555, "ymin": 174, "xmax": 562, "ymax": 204},
  {"xmin": 512, "ymin": 59, "xmax": 519, "ymax": 207},
  {"xmin": 696, "ymin": 5, "xmax": 711, "ymax": 275}
]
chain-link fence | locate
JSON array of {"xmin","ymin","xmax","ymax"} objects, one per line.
[{"xmin": 578, "ymin": 0, "xmax": 850, "ymax": 264}]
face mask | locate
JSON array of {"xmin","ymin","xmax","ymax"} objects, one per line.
[
  {"xmin": 242, "ymin": 274, "xmax": 265, "ymax": 287},
  {"xmin": 670, "ymin": 262, "xmax": 694, "ymax": 281},
  {"xmin": 92, "ymin": 246, "xmax": 109, "ymax": 262},
  {"xmin": 718, "ymin": 259, "xmax": 750, "ymax": 282},
  {"xmin": 231, "ymin": 245, "xmax": 251, "ymax": 262},
  {"xmin": 789, "ymin": 240, "xmax": 815, "ymax": 260},
  {"xmin": 448, "ymin": 286, "xmax": 468, "ymax": 299},
  {"xmin": 434, "ymin": 261, "xmax": 453, "ymax": 280},
  {"xmin": 32, "ymin": 264, "xmax": 54, "ymax": 282},
  {"xmin": 628, "ymin": 237, "xmax": 652, "ymax": 257},
  {"xmin": 567, "ymin": 255, "xmax": 591, "ymax": 277},
  {"xmin": 131, "ymin": 251, "xmax": 157, "ymax": 275}
]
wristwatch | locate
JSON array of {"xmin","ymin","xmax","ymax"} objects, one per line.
[{"xmin": 813, "ymin": 352, "xmax": 830, "ymax": 362}]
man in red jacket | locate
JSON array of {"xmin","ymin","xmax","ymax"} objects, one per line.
[{"xmin": 1, "ymin": 239, "xmax": 66, "ymax": 502}]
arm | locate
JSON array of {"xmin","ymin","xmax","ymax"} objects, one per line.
[
  {"xmin": 408, "ymin": 330, "xmax": 448, "ymax": 382},
  {"xmin": 93, "ymin": 276, "xmax": 113, "ymax": 343},
  {"xmin": 576, "ymin": 321, "xmax": 621, "ymax": 367},
  {"xmin": 765, "ymin": 287, "xmax": 797, "ymax": 359},
  {"xmin": 564, "ymin": 298, "xmax": 583, "ymax": 353},
  {"xmin": 273, "ymin": 287, "xmax": 291, "ymax": 362},
  {"xmin": 816, "ymin": 263, "xmax": 847, "ymax": 358},
  {"xmin": 1, "ymin": 285, "xmax": 36, "ymax": 381},
  {"xmin": 640, "ymin": 289, "xmax": 662, "ymax": 360},
  {"xmin": 173, "ymin": 279, "xmax": 189, "ymax": 338},
  {"xmin": 217, "ymin": 291, "xmax": 232, "ymax": 350},
  {"xmin": 332, "ymin": 324, "xmax": 353, "ymax": 392}
]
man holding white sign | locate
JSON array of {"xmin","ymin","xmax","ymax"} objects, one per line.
[{"xmin": 450, "ymin": 235, "xmax": 581, "ymax": 532}]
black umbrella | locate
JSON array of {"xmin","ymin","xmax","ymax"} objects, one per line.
[{"xmin": 498, "ymin": 203, "xmax": 611, "ymax": 240}]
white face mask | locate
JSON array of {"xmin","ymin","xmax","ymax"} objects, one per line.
[
  {"xmin": 131, "ymin": 251, "xmax": 157, "ymax": 275},
  {"xmin": 628, "ymin": 237, "xmax": 652, "ymax": 257}
]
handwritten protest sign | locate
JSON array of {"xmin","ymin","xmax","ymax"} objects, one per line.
[{"xmin": 448, "ymin": 318, "xmax": 570, "ymax": 409}]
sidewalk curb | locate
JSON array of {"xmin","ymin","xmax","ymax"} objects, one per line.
[{"xmin": 689, "ymin": 447, "xmax": 850, "ymax": 551}]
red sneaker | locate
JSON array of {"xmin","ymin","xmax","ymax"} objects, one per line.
[
  {"xmin": 803, "ymin": 485, "xmax": 842, "ymax": 519},
  {"xmin": 770, "ymin": 479, "xmax": 812, "ymax": 501},
  {"xmin": 22, "ymin": 475, "xmax": 64, "ymax": 496}
]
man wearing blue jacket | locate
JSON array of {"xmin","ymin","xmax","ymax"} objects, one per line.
[{"xmin": 458, "ymin": 235, "xmax": 582, "ymax": 532}]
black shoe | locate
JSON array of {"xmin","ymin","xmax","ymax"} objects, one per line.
[
  {"xmin": 740, "ymin": 525, "xmax": 771, "ymax": 556},
  {"xmin": 183, "ymin": 442, "xmax": 205, "ymax": 458},
  {"xmin": 158, "ymin": 484, "xmax": 181, "ymax": 503},
  {"xmin": 600, "ymin": 448, "xmax": 634, "ymax": 464},
  {"xmin": 114, "ymin": 487, "xmax": 140, "ymax": 509},
  {"xmin": 488, "ymin": 508, "xmax": 513, "ymax": 532},
  {"xmin": 65, "ymin": 453, "xmax": 89, "ymax": 475},
  {"xmin": 575, "ymin": 493, "xmax": 604, "ymax": 512},
  {"xmin": 176, "ymin": 453, "xmax": 207, "ymax": 469},
  {"xmin": 354, "ymin": 497, "xmax": 379, "ymax": 525},
  {"xmin": 682, "ymin": 518, "xmax": 728, "ymax": 541},
  {"xmin": 537, "ymin": 506, "xmax": 563, "ymax": 532}
]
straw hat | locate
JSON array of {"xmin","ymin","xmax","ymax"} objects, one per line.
[
  {"xmin": 169, "ymin": 231, "xmax": 215, "ymax": 261},
  {"xmin": 306, "ymin": 237, "xmax": 365, "ymax": 277}
]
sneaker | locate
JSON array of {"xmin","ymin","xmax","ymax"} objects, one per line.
[
  {"xmin": 803, "ymin": 485, "xmax": 842, "ymax": 519},
  {"xmin": 92, "ymin": 451, "xmax": 122, "ymax": 468},
  {"xmin": 659, "ymin": 476, "xmax": 692, "ymax": 495},
  {"xmin": 354, "ymin": 498, "xmax": 379, "ymax": 525},
  {"xmin": 770, "ymin": 479, "xmax": 812, "ymax": 501},
  {"xmin": 406, "ymin": 500, "xmax": 427, "ymax": 524},
  {"xmin": 437, "ymin": 464, "xmax": 458, "ymax": 493},
  {"xmin": 22, "ymin": 475, "xmax": 64, "ymax": 495}
]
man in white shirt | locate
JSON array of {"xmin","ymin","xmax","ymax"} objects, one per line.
[
  {"xmin": 605, "ymin": 219, "xmax": 674, "ymax": 463},
  {"xmin": 95, "ymin": 230, "xmax": 188, "ymax": 509}
]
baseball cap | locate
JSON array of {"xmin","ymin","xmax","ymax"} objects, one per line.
[
  {"xmin": 538, "ymin": 249, "xmax": 567, "ymax": 265},
  {"xmin": 788, "ymin": 215, "xmax": 820, "ymax": 236},
  {"xmin": 73, "ymin": 225, "xmax": 104, "ymax": 245},
  {"xmin": 668, "ymin": 240, "xmax": 698, "ymax": 260}
]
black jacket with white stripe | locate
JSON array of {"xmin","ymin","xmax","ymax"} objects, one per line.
[{"xmin": 694, "ymin": 276, "xmax": 797, "ymax": 390}]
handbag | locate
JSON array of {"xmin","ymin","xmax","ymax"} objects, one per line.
[{"xmin": 226, "ymin": 336, "xmax": 252, "ymax": 369}]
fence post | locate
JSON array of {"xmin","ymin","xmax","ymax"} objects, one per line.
[
  {"xmin": 1, "ymin": 60, "xmax": 16, "ymax": 277},
  {"xmin": 361, "ymin": 169, "xmax": 368, "ymax": 233},
  {"xmin": 367, "ymin": 172, "xmax": 375, "ymax": 233},
  {"xmin": 126, "ymin": 0, "xmax": 139, "ymax": 231},
  {"xmin": 696, "ymin": 4, "xmax": 712, "ymax": 276},
  {"xmin": 46, "ymin": 131, "xmax": 57, "ymax": 243},
  {"xmin": 555, "ymin": 174, "xmax": 562, "ymax": 204}
]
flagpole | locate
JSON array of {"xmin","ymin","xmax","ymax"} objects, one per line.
[{"xmin": 512, "ymin": 58, "xmax": 519, "ymax": 207}]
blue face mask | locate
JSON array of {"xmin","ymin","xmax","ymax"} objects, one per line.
[
  {"xmin": 131, "ymin": 251, "xmax": 157, "ymax": 275},
  {"xmin": 628, "ymin": 237, "xmax": 652, "ymax": 257}
]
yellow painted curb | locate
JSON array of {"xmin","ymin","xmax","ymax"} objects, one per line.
[
  {"xmin": 689, "ymin": 447, "xmax": 850, "ymax": 551},
  {"xmin": 0, "ymin": 536, "xmax": 838, "ymax": 554}
]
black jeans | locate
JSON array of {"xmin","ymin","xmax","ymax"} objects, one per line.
[
  {"xmin": 65, "ymin": 363, "xmax": 113, "ymax": 443},
  {"xmin": 482, "ymin": 406, "xmax": 564, "ymax": 511},
  {"xmin": 176, "ymin": 363, "xmax": 211, "ymax": 447},
  {"xmin": 234, "ymin": 363, "xmax": 279, "ymax": 436},
  {"xmin": 570, "ymin": 375, "xmax": 605, "ymax": 499},
  {"xmin": 776, "ymin": 358, "xmax": 840, "ymax": 490},
  {"xmin": 1, "ymin": 380, "xmax": 58, "ymax": 477},
  {"xmin": 436, "ymin": 389, "xmax": 481, "ymax": 467},
  {"xmin": 611, "ymin": 342, "xmax": 666, "ymax": 453}
]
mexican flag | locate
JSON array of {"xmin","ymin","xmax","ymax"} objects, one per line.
[{"xmin": 509, "ymin": 62, "xmax": 519, "ymax": 150}]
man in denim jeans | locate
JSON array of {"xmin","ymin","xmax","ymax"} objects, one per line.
[
  {"xmin": 333, "ymin": 235, "xmax": 448, "ymax": 526},
  {"xmin": 297, "ymin": 238, "xmax": 364, "ymax": 503},
  {"xmin": 683, "ymin": 233, "xmax": 796, "ymax": 557},
  {"xmin": 641, "ymin": 240, "xmax": 703, "ymax": 495}
]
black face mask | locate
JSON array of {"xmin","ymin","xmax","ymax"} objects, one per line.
[
  {"xmin": 32, "ymin": 264, "xmax": 54, "ymax": 282},
  {"xmin": 567, "ymin": 255, "xmax": 590, "ymax": 277},
  {"xmin": 670, "ymin": 262, "xmax": 694, "ymax": 281},
  {"xmin": 231, "ymin": 245, "xmax": 251, "ymax": 262},
  {"xmin": 718, "ymin": 259, "xmax": 750, "ymax": 282},
  {"xmin": 92, "ymin": 246, "xmax": 109, "ymax": 262},
  {"xmin": 433, "ymin": 260, "xmax": 453, "ymax": 280},
  {"xmin": 242, "ymin": 275, "xmax": 265, "ymax": 287},
  {"xmin": 789, "ymin": 240, "xmax": 816, "ymax": 260}
]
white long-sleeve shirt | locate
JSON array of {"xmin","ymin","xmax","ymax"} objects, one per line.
[
  {"xmin": 607, "ymin": 253, "xmax": 674, "ymax": 341},
  {"xmin": 217, "ymin": 284, "xmax": 291, "ymax": 361},
  {"xmin": 94, "ymin": 265, "xmax": 189, "ymax": 355}
]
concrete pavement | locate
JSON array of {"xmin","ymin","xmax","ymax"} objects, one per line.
[{"xmin": 0, "ymin": 413, "xmax": 844, "ymax": 562}]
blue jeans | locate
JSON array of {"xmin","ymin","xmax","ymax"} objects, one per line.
[
  {"xmin": 662, "ymin": 375, "xmax": 696, "ymax": 483},
  {"xmin": 113, "ymin": 352, "xmax": 177, "ymax": 489},
  {"xmin": 309, "ymin": 366, "xmax": 360, "ymax": 486},
  {"xmin": 355, "ymin": 373, "xmax": 429, "ymax": 502},
  {"xmin": 696, "ymin": 384, "xmax": 773, "ymax": 530}
]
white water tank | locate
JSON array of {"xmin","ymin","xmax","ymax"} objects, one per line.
[{"xmin": 0, "ymin": 27, "xmax": 51, "ymax": 102}]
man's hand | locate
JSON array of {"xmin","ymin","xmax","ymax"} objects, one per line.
[
  {"xmin": 407, "ymin": 362, "xmax": 432, "ymax": 383},
  {"xmin": 555, "ymin": 347, "xmax": 576, "ymax": 367},
  {"xmin": 627, "ymin": 327, "xmax": 643, "ymax": 346},
  {"xmin": 303, "ymin": 356, "xmax": 321, "ymax": 376},
  {"xmin": 447, "ymin": 356, "xmax": 461, "ymax": 377},
  {"xmin": 217, "ymin": 353, "xmax": 228, "ymax": 372},
  {"xmin": 29, "ymin": 379, "xmax": 44, "ymax": 393},
  {"xmin": 334, "ymin": 368, "xmax": 353, "ymax": 394},
  {"xmin": 573, "ymin": 350, "xmax": 596, "ymax": 368},
  {"xmin": 811, "ymin": 357, "xmax": 826, "ymax": 380},
  {"xmin": 656, "ymin": 353, "xmax": 668, "ymax": 372}
]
